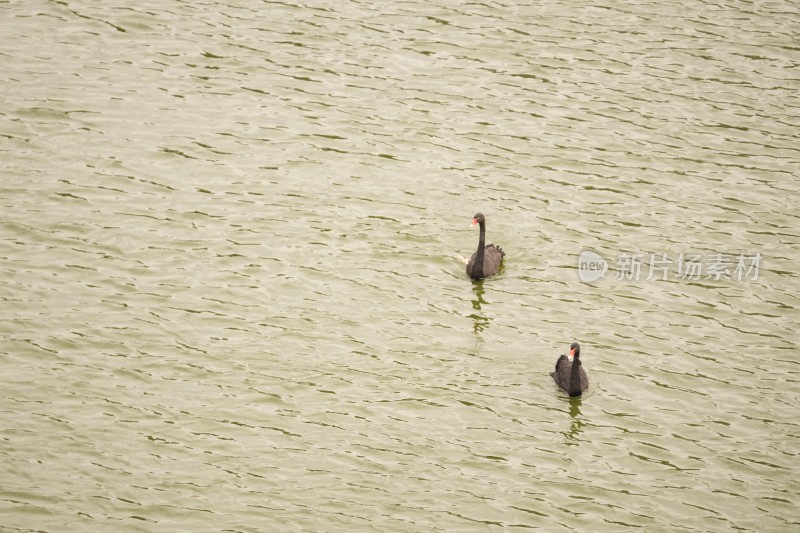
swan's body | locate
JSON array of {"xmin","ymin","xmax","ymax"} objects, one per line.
[
  {"xmin": 467, "ymin": 213, "xmax": 505, "ymax": 279},
  {"xmin": 551, "ymin": 342, "xmax": 589, "ymax": 397}
]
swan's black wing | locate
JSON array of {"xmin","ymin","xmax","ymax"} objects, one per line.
[
  {"xmin": 552, "ymin": 354, "xmax": 568, "ymax": 373},
  {"xmin": 481, "ymin": 244, "xmax": 505, "ymax": 277},
  {"xmin": 550, "ymin": 354, "xmax": 571, "ymax": 391}
]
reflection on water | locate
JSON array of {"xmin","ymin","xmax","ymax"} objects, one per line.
[
  {"xmin": 565, "ymin": 397, "xmax": 584, "ymax": 444},
  {"xmin": 469, "ymin": 280, "xmax": 490, "ymax": 333}
]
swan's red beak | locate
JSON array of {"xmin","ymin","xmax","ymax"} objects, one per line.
[
  {"xmin": 569, "ymin": 348, "xmax": 576, "ymax": 359},
  {"xmin": 471, "ymin": 218, "xmax": 478, "ymax": 227}
]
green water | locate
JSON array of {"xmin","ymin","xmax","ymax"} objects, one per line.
[{"xmin": 1, "ymin": 1, "xmax": 798, "ymax": 531}]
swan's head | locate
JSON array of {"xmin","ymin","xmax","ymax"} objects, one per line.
[
  {"xmin": 471, "ymin": 213, "xmax": 485, "ymax": 227},
  {"xmin": 568, "ymin": 342, "xmax": 581, "ymax": 360}
]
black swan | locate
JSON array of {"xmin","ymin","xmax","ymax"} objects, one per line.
[
  {"xmin": 466, "ymin": 213, "xmax": 505, "ymax": 280},
  {"xmin": 551, "ymin": 342, "xmax": 589, "ymax": 397}
]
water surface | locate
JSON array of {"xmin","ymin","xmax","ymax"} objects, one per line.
[{"xmin": 1, "ymin": 1, "xmax": 799, "ymax": 531}]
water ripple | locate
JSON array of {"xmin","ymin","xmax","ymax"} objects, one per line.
[{"xmin": 1, "ymin": 0, "xmax": 799, "ymax": 531}]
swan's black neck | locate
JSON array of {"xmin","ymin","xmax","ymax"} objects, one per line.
[
  {"xmin": 471, "ymin": 220, "xmax": 486, "ymax": 278},
  {"xmin": 569, "ymin": 354, "xmax": 583, "ymax": 397}
]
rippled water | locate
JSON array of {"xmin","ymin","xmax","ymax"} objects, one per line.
[{"xmin": 2, "ymin": 1, "xmax": 799, "ymax": 531}]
